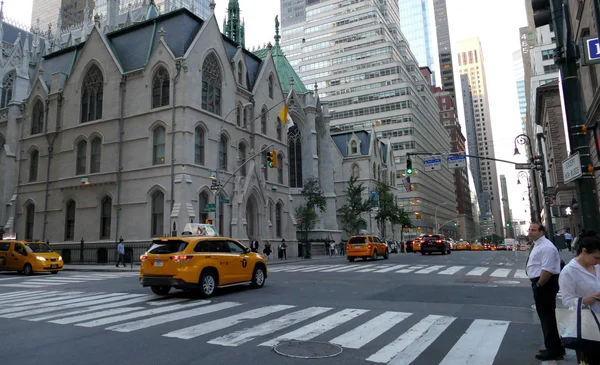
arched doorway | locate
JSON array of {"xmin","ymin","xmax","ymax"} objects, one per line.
[{"xmin": 245, "ymin": 195, "xmax": 258, "ymax": 239}]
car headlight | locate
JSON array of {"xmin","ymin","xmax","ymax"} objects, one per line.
[
  {"xmin": 36, "ymin": 256, "xmax": 46, "ymax": 261},
  {"xmin": 58, "ymin": 256, "xmax": 63, "ymax": 261}
]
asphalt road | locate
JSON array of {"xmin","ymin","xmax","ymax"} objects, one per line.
[{"xmin": 0, "ymin": 250, "xmax": 576, "ymax": 365}]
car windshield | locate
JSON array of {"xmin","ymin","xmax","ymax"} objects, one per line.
[
  {"xmin": 25, "ymin": 243, "xmax": 53, "ymax": 253},
  {"xmin": 147, "ymin": 240, "xmax": 188, "ymax": 254},
  {"xmin": 348, "ymin": 237, "xmax": 367, "ymax": 244}
]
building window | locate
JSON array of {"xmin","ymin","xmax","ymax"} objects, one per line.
[
  {"xmin": 90, "ymin": 137, "xmax": 101, "ymax": 173},
  {"xmin": 277, "ymin": 154, "xmax": 283, "ymax": 184},
  {"xmin": 275, "ymin": 202, "xmax": 282, "ymax": 237},
  {"xmin": 350, "ymin": 140, "xmax": 358, "ymax": 154},
  {"xmin": 268, "ymin": 74, "xmax": 274, "ymax": 99},
  {"xmin": 288, "ymin": 126, "xmax": 302, "ymax": 188},
  {"xmin": 151, "ymin": 191, "xmax": 164, "ymax": 237},
  {"xmin": 100, "ymin": 196, "xmax": 111, "ymax": 239},
  {"xmin": 261, "ymin": 106, "xmax": 268, "ymax": 134},
  {"xmin": 25, "ymin": 204, "xmax": 35, "ymax": 241},
  {"xmin": 152, "ymin": 67, "xmax": 170, "ymax": 108},
  {"xmin": 81, "ymin": 65, "xmax": 104, "ymax": 123},
  {"xmin": 65, "ymin": 200, "xmax": 76, "ymax": 241},
  {"xmin": 219, "ymin": 135, "xmax": 228, "ymax": 171},
  {"xmin": 239, "ymin": 142, "xmax": 247, "ymax": 177},
  {"xmin": 352, "ymin": 164, "xmax": 360, "ymax": 178},
  {"xmin": 237, "ymin": 61, "xmax": 243, "ymax": 85},
  {"xmin": 276, "ymin": 118, "xmax": 282, "ymax": 141},
  {"xmin": 29, "ymin": 150, "xmax": 39, "ymax": 182},
  {"xmin": 31, "ymin": 100, "xmax": 44, "ymax": 135},
  {"xmin": 1, "ymin": 71, "xmax": 15, "ymax": 108},
  {"xmin": 195, "ymin": 126, "xmax": 204, "ymax": 165},
  {"xmin": 153, "ymin": 126, "xmax": 166, "ymax": 165},
  {"xmin": 199, "ymin": 192, "xmax": 209, "ymax": 223},
  {"xmin": 76, "ymin": 140, "xmax": 87, "ymax": 175},
  {"xmin": 236, "ymin": 103, "xmax": 242, "ymax": 126},
  {"xmin": 201, "ymin": 53, "xmax": 222, "ymax": 115}
]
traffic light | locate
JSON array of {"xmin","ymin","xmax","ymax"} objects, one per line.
[
  {"xmin": 531, "ymin": 0, "xmax": 551, "ymax": 28},
  {"xmin": 506, "ymin": 222, "xmax": 511, "ymax": 227},
  {"xmin": 453, "ymin": 221, "xmax": 457, "ymax": 226},
  {"xmin": 406, "ymin": 156, "xmax": 413, "ymax": 175},
  {"xmin": 267, "ymin": 150, "xmax": 278, "ymax": 168}
]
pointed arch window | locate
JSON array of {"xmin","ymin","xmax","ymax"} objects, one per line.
[
  {"xmin": 100, "ymin": 196, "xmax": 112, "ymax": 239},
  {"xmin": 352, "ymin": 164, "xmax": 360, "ymax": 179},
  {"xmin": 80, "ymin": 65, "xmax": 104, "ymax": 123},
  {"xmin": 277, "ymin": 154, "xmax": 283, "ymax": 184},
  {"xmin": 29, "ymin": 150, "xmax": 39, "ymax": 182},
  {"xmin": 151, "ymin": 191, "xmax": 164, "ymax": 237},
  {"xmin": 31, "ymin": 101, "xmax": 44, "ymax": 135},
  {"xmin": 76, "ymin": 140, "xmax": 87, "ymax": 175},
  {"xmin": 195, "ymin": 126, "xmax": 205, "ymax": 165},
  {"xmin": 153, "ymin": 126, "xmax": 166, "ymax": 165},
  {"xmin": 65, "ymin": 200, "xmax": 76, "ymax": 241},
  {"xmin": 237, "ymin": 61, "xmax": 243, "ymax": 85},
  {"xmin": 201, "ymin": 54, "xmax": 222, "ymax": 115},
  {"xmin": 276, "ymin": 118, "xmax": 282, "ymax": 141},
  {"xmin": 152, "ymin": 67, "xmax": 170, "ymax": 108},
  {"xmin": 288, "ymin": 126, "xmax": 303, "ymax": 188},
  {"xmin": 25, "ymin": 203, "xmax": 35, "ymax": 241},
  {"xmin": 275, "ymin": 202, "xmax": 283, "ymax": 238},
  {"xmin": 238, "ymin": 142, "xmax": 247, "ymax": 177},
  {"xmin": 199, "ymin": 191, "xmax": 209, "ymax": 224},
  {"xmin": 236, "ymin": 103, "xmax": 242, "ymax": 126},
  {"xmin": 260, "ymin": 106, "xmax": 268, "ymax": 134},
  {"xmin": 218, "ymin": 135, "xmax": 228, "ymax": 171},
  {"xmin": 1, "ymin": 71, "xmax": 15, "ymax": 108},
  {"xmin": 350, "ymin": 140, "xmax": 358, "ymax": 154},
  {"xmin": 268, "ymin": 74, "xmax": 274, "ymax": 99},
  {"xmin": 90, "ymin": 137, "xmax": 102, "ymax": 173}
]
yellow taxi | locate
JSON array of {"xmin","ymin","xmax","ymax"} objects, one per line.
[
  {"xmin": 346, "ymin": 233, "xmax": 389, "ymax": 262},
  {"xmin": 470, "ymin": 243, "xmax": 484, "ymax": 251},
  {"xmin": 412, "ymin": 239, "xmax": 422, "ymax": 253},
  {"xmin": 455, "ymin": 240, "xmax": 470, "ymax": 250},
  {"xmin": 139, "ymin": 224, "xmax": 267, "ymax": 298},
  {"xmin": 0, "ymin": 240, "xmax": 63, "ymax": 275}
]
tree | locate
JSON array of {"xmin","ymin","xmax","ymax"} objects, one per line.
[
  {"xmin": 391, "ymin": 205, "xmax": 412, "ymax": 252},
  {"xmin": 295, "ymin": 177, "xmax": 326, "ymax": 258},
  {"xmin": 338, "ymin": 175, "xmax": 373, "ymax": 236},
  {"xmin": 374, "ymin": 181, "xmax": 396, "ymax": 238}
]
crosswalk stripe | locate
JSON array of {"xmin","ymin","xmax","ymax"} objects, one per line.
[
  {"xmin": 366, "ymin": 315, "xmax": 456, "ymax": 364},
  {"xmin": 27, "ymin": 294, "xmax": 155, "ymax": 321},
  {"xmin": 299, "ymin": 265, "xmax": 341, "ymax": 272},
  {"xmin": 107, "ymin": 301, "xmax": 242, "ymax": 333},
  {"xmin": 75, "ymin": 301, "xmax": 211, "ymax": 328},
  {"xmin": 356, "ymin": 266, "xmax": 384, "ymax": 272},
  {"xmin": 146, "ymin": 298, "xmax": 191, "ymax": 306},
  {"xmin": 268, "ymin": 265, "xmax": 303, "ymax": 272},
  {"xmin": 514, "ymin": 269, "xmax": 528, "ymax": 278},
  {"xmin": 0, "ymin": 291, "xmax": 61, "ymax": 304},
  {"xmin": 163, "ymin": 305, "xmax": 295, "ymax": 340},
  {"xmin": 466, "ymin": 267, "xmax": 489, "ymax": 276},
  {"xmin": 259, "ymin": 308, "xmax": 369, "ymax": 347},
  {"xmin": 0, "ymin": 293, "xmax": 128, "ymax": 317},
  {"xmin": 374, "ymin": 264, "xmax": 408, "ymax": 273},
  {"xmin": 438, "ymin": 319, "xmax": 509, "ymax": 365},
  {"xmin": 490, "ymin": 269, "xmax": 511, "ymax": 278},
  {"xmin": 341, "ymin": 264, "xmax": 376, "ymax": 272},
  {"xmin": 0, "ymin": 277, "xmax": 20, "ymax": 281},
  {"xmin": 438, "ymin": 266, "xmax": 465, "ymax": 275},
  {"xmin": 0, "ymin": 292, "xmax": 88, "ymax": 308},
  {"xmin": 0, "ymin": 283, "xmax": 59, "ymax": 288},
  {"xmin": 24, "ymin": 279, "xmax": 87, "ymax": 284},
  {"xmin": 51, "ymin": 307, "xmax": 146, "ymax": 325},
  {"xmin": 330, "ymin": 311, "xmax": 413, "ymax": 349},
  {"xmin": 0, "ymin": 289, "xmax": 33, "ymax": 297},
  {"xmin": 415, "ymin": 265, "xmax": 445, "ymax": 274},
  {"xmin": 396, "ymin": 265, "xmax": 424, "ymax": 273},
  {"xmin": 207, "ymin": 306, "xmax": 332, "ymax": 347},
  {"xmin": 320, "ymin": 266, "xmax": 354, "ymax": 272}
]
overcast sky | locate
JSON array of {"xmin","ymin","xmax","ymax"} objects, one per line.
[{"xmin": 5, "ymin": 0, "xmax": 530, "ymax": 226}]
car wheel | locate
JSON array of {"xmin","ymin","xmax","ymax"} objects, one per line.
[
  {"xmin": 151, "ymin": 286, "xmax": 171, "ymax": 296},
  {"xmin": 384, "ymin": 250, "xmax": 389, "ymax": 259},
  {"xmin": 371, "ymin": 250, "xmax": 377, "ymax": 260},
  {"xmin": 50, "ymin": 271, "xmax": 59, "ymax": 275},
  {"xmin": 251, "ymin": 266, "xmax": 266, "ymax": 288},
  {"xmin": 199, "ymin": 271, "xmax": 217, "ymax": 298},
  {"xmin": 23, "ymin": 263, "xmax": 33, "ymax": 276},
  {"xmin": 348, "ymin": 257, "xmax": 355, "ymax": 262}
]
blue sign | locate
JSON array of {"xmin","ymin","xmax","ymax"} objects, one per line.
[
  {"xmin": 584, "ymin": 37, "xmax": 600, "ymax": 64},
  {"xmin": 423, "ymin": 156, "xmax": 442, "ymax": 171},
  {"xmin": 447, "ymin": 155, "xmax": 466, "ymax": 169},
  {"xmin": 447, "ymin": 155, "xmax": 466, "ymax": 162}
]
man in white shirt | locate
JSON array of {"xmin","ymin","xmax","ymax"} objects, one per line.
[
  {"xmin": 116, "ymin": 239, "xmax": 126, "ymax": 267},
  {"xmin": 526, "ymin": 222, "xmax": 564, "ymax": 361}
]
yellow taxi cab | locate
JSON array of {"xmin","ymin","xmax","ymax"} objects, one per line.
[
  {"xmin": 346, "ymin": 232, "xmax": 389, "ymax": 262},
  {"xmin": 139, "ymin": 223, "xmax": 267, "ymax": 298},
  {"xmin": 0, "ymin": 240, "xmax": 63, "ymax": 275},
  {"xmin": 455, "ymin": 240, "xmax": 470, "ymax": 250},
  {"xmin": 470, "ymin": 243, "xmax": 484, "ymax": 251},
  {"xmin": 412, "ymin": 239, "xmax": 422, "ymax": 253}
]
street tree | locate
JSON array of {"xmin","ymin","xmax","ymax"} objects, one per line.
[
  {"xmin": 337, "ymin": 175, "xmax": 373, "ymax": 236},
  {"xmin": 374, "ymin": 181, "xmax": 396, "ymax": 238},
  {"xmin": 391, "ymin": 204, "xmax": 412, "ymax": 251},
  {"xmin": 295, "ymin": 177, "xmax": 326, "ymax": 258}
]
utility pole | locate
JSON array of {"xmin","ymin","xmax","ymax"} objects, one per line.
[
  {"xmin": 536, "ymin": 133, "xmax": 555, "ymax": 239},
  {"xmin": 531, "ymin": 0, "xmax": 600, "ymax": 230}
]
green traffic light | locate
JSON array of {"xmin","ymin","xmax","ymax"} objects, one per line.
[
  {"xmin": 268, "ymin": 162, "xmax": 273, "ymax": 167},
  {"xmin": 406, "ymin": 168, "xmax": 413, "ymax": 175}
]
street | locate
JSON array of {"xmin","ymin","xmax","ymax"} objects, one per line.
[{"xmin": 0, "ymin": 250, "xmax": 575, "ymax": 365}]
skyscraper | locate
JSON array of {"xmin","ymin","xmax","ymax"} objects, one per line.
[
  {"xmin": 433, "ymin": 0, "xmax": 455, "ymax": 98},
  {"xmin": 32, "ymin": 0, "xmax": 62, "ymax": 32},
  {"xmin": 280, "ymin": 0, "xmax": 458, "ymax": 238},
  {"xmin": 500, "ymin": 175, "xmax": 513, "ymax": 238},
  {"xmin": 457, "ymin": 37, "xmax": 502, "ymax": 236},
  {"xmin": 398, "ymin": 0, "xmax": 435, "ymax": 72},
  {"xmin": 513, "ymin": 49, "xmax": 527, "ymax": 135}
]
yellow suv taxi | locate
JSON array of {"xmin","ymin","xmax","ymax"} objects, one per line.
[
  {"xmin": 139, "ymin": 224, "xmax": 267, "ymax": 298},
  {"xmin": 346, "ymin": 234, "xmax": 389, "ymax": 262},
  {"xmin": 0, "ymin": 240, "xmax": 63, "ymax": 275}
]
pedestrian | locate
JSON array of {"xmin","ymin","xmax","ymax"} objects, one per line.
[
  {"xmin": 279, "ymin": 239, "xmax": 287, "ymax": 260},
  {"xmin": 262, "ymin": 241, "xmax": 272, "ymax": 260},
  {"xmin": 329, "ymin": 240, "xmax": 335, "ymax": 257},
  {"xmin": 116, "ymin": 238, "xmax": 126, "ymax": 267},
  {"xmin": 339, "ymin": 240, "xmax": 345, "ymax": 256},
  {"xmin": 526, "ymin": 222, "xmax": 564, "ymax": 361},
  {"xmin": 565, "ymin": 229, "xmax": 573, "ymax": 252},
  {"xmin": 250, "ymin": 237, "xmax": 259, "ymax": 253},
  {"xmin": 558, "ymin": 230, "xmax": 600, "ymax": 365}
]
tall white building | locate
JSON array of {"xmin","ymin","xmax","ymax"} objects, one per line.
[
  {"xmin": 280, "ymin": 0, "xmax": 457, "ymax": 238},
  {"xmin": 513, "ymin": 49, "xmax": 526, "ymax": 135},
  {"xmin": 457, "ymin": 37, "xmax": 503, "ymax": 236},
  {"xmin": 32, "ymin": 0, "xmax": 62, "ymax": 32}
]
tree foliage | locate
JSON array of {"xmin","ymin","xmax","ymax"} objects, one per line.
[
  {"xmin": 295, "ymin": 177, "xmax": 326, "ymax": 258},
  {"xmin": 338, "ymin": 175, "xmax": 373, "ymax": 236}
]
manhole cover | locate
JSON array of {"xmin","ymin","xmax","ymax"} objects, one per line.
[
  {"xmin": 493, "ymin": 280, "xmax": 521, "ymax": 285},
  {"xmin": 273, "ymin": 340, "xmax": 343, "ymax": 359}
]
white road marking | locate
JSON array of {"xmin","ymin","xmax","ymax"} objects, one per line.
[
  {"xmin": 330, "ymin": 311, "xmax": 413, "ymax": 349},
  {"xmin": 437, "ymin": 266, "xmax": 465, "ymax": 275},
  {"xmin": 490, "ymin": 269, "xmax": 512, "ymax": 278},
  {"xmin": 415, "ymin": 265, "xmax": 445, "ymax": 274},
  {"xmin": 373, "ymin": 264, "xmax": 408, "ymax": 273},
  {"xmin": 514, "ymin": 269, "xmax": 528, "ymax": 278},
  {"xmin": 466, "ymin": 267, "xmax": 489, "ymax": 276},
  {"xmin": 438, "ymin": 319, "xmax": 509, "ymax": 365}
]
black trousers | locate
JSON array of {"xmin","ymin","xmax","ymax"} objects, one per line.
[{"xmin": 531, "ymin": 275, "xmax": 563, "ymax": 353}]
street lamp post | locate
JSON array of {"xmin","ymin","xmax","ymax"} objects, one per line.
[
  {"xmin": 514, "ymin": 134, "xmax": 542, "ymax": 223},
  {"xmin": 435, "ymin": 201, "xmax": 452, "ymax": 234},
  {"xmin": 517, "ymin": 171, "xmax": 536, "ymax": 223}
]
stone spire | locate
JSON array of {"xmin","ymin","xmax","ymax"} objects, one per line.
[
  {"xmin": 23, "ymin": 33, "xmax": 30, "ymax": 71},
  {"xmin": 54, "ymin": 7, "xmax": 63, "ymax": 40},
  {"xmin": 209, "ymin": 0, "xmax": 216, "ymax": 13},
  {"xmin": 223, "ymin": 0, "xmax": 245, "ymax": 48},
  {"xmin": 81, "ymin": 0, "xmax": 91, "ymax": 42}
]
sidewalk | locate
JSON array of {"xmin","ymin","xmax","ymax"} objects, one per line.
[{"xmin": 63, "ymin": 254, "xmax": 346, "ymax": 272}]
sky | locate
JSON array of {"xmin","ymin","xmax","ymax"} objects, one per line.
[{"xmin": 3, "ymin": 0, "xmax": 531, "ymax": 227}]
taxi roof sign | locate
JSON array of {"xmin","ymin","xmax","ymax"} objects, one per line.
[{"xmin": 182, "ymin": 223, "xmax": 219, "ymax": 237}]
